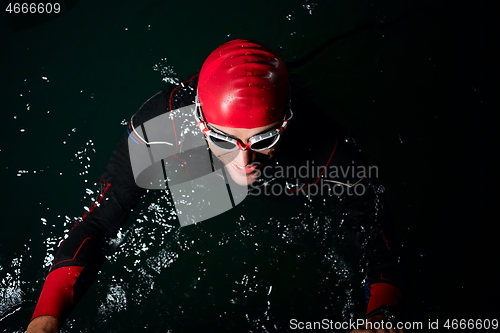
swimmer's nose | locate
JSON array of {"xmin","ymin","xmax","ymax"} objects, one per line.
[{"xmin": 233, "ymin": 148, "xmax": 255, "ymax": 168}]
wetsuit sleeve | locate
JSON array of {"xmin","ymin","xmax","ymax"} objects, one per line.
[
  {"xmin": 31, "ymin": 90, "xmax": 171, "ymax": 322},
  {"xmin": 340, "ymin": 177, "xmax": 406, "ymax": 315},
  {"xmin": 328, "ymin": 137, "xmax": 406, "ymax": 316}
]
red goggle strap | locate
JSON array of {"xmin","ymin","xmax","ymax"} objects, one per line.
[
  {"xmin": 198, "ymin": 121, "xmax": 210, "ymax": 136},
  {"xmin": 278, "ymin": 119, "xmax": 289, "ymax": 131}
]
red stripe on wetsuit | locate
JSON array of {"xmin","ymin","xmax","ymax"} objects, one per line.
[{"xmin": 31, "ymin": 180, "xmax": 111, "ymax": 321}]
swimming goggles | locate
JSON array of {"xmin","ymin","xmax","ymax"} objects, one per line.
[{"xmin": 194, "ymin": 95, "xmax": 293, "ymax": 152}]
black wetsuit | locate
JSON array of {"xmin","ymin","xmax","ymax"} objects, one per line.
[{"xmin": 32, "ymin": 75, "xmax": 405, "ymax": 325}]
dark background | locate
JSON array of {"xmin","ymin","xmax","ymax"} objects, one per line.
[{"xmin": 1, "ymin": 0, "xmax": 497, "ymax": 331}]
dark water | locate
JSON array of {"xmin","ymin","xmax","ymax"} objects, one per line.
[{"xmin": 1, "ymin": 0, "xmax": 497, "ymax": 332}]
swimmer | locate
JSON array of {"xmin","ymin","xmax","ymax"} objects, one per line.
[{"xmin": 27, "ymin": 40, "xmax": 406, "ymax": 333}]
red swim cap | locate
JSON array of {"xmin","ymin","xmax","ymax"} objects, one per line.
[{"xmin": 198, "ymin": 39, "xmax": 289, "ymax": 129}]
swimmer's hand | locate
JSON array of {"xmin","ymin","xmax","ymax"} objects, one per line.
[
  {"xmin": 349, "ymin": 314, "xmax": 405, "ymax": 333},
  {"xmin": 26, "ymin": 315, "xmax": 60, "ymax": 333}
]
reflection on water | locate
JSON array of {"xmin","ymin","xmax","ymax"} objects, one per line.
[{"xmin": 87, "ymin": 189, "xmax": 363, "ymax": 332}]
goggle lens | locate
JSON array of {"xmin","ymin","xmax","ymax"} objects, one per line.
[{"xmin": 209, "ymin": 136, "xmax": 238, "ymax": 150}]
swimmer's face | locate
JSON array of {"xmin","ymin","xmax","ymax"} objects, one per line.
[{"xmin": 206, "ymin": 122, "xmax": 281, "ymax": 186}]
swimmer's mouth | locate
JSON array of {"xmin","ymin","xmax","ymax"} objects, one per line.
[{"xmin": 230, "ymin": 162, "xmax": 258, "ymax": 174}]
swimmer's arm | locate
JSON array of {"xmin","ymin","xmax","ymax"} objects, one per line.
[
  {"xmin": 338, "ymin": 178, "xmax": 406, "ymax": 323},
  {"xmin": 26, "ymin": 315, "xmax": 60, "ymax": 333},
  {"xmin": 28, "ymin": 90, "xmax": 171, "ymax": 330}
]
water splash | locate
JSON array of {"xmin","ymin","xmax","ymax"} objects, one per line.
[
  {"xmin": 0, "ymin": 257, "xmax": 23, "ymax": 320},
  {"xmin": 302, "ymin": 0, "xmax": 318, "ymax": 15},
  {"xmin": 152, "ymin": 58, "xmax": 180, "ymax": 85}
]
